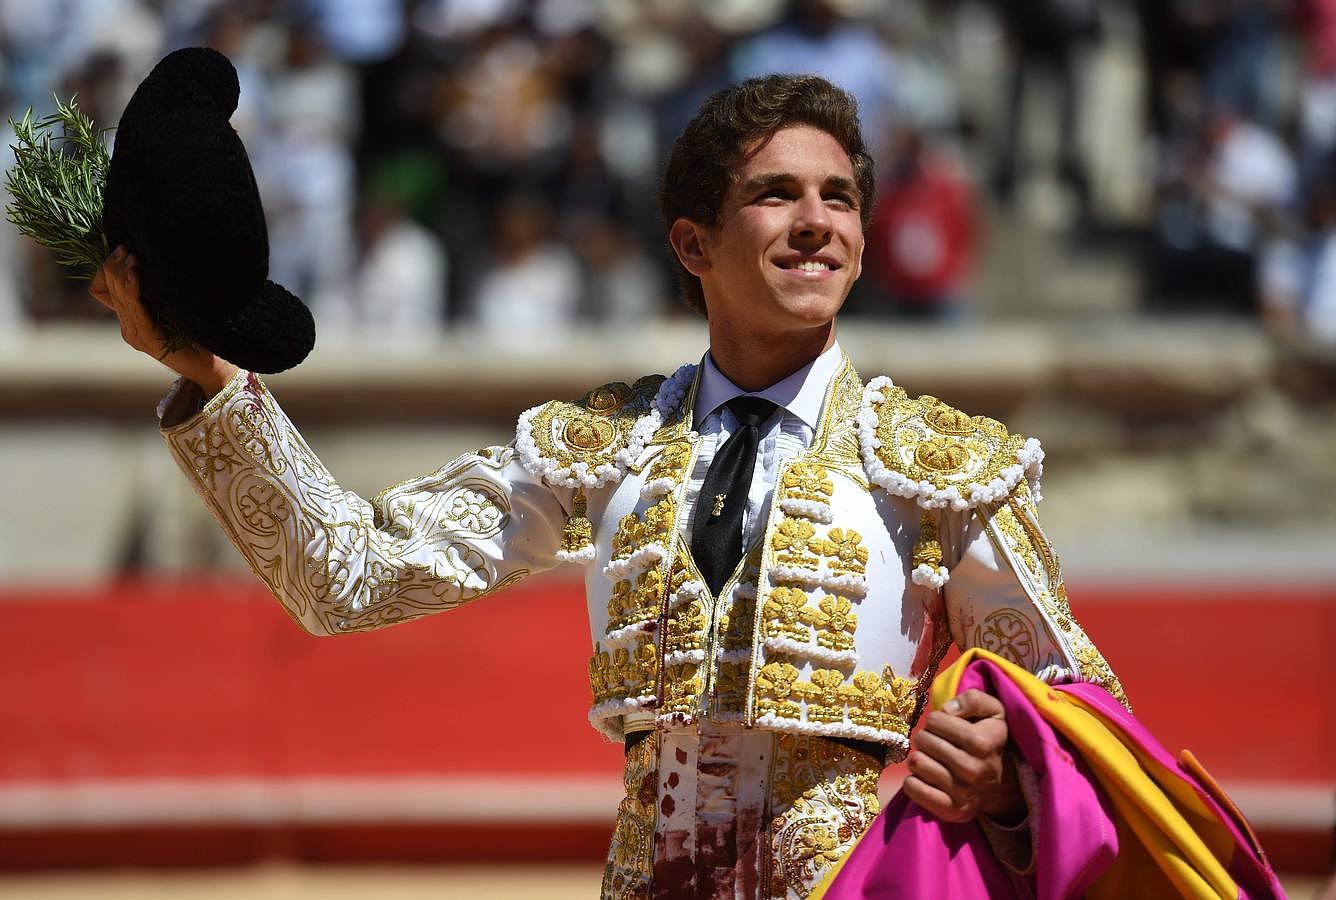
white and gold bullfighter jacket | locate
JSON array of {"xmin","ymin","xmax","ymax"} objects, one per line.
[{"xmin": 159, "ymin": 352, "xmax": 1125, "ymax": 899}]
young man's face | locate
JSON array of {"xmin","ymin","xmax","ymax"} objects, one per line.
[{"xmin": 693, "ymin": 125, "xmax": 864, "ymax": 340}]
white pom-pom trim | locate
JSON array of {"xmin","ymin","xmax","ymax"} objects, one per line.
[
  {"xmin": 910, "ymin": 564, "xmax": 950, "ymax": 589},
  {"xmin": 752, "ymin": 713, "xmax": 911, "ymax": 749},
  {"xmin": 602, "ymin": 543, "xmax": 667, "ymax": 581},
  {"xmin": 556, "ymin": 545, "xmax": 597, "ymax": 564},
  {"xmin": 617, "ymin": 363, "xmax": 696, "ymax": 470},
  {"xmin": 516, "ymin": 403, "xmax": 625, "ymax": 490},
  {"xmin": 822, "ymin": 571, "xmax": 868, "ymax": 597},
  {"xmin": 640, "ymin": 477, "xmax": 679, "ymax": 500},
  {"xmin": 667, "ymin": 579, "xmax": 708, "ymax": 611},
  {"xmin": 731, "ymin": 581, "xmax": 758, "ymax": 601},
  {"xmin": 664, "ymin": 648, "xmax": 707, "ymax": 667},
  {"xmin": 715, "ymin": 647, "xmax": 752, "ymax": 664},
  {"xmin": 603, "ymin": 618, "xmax": 655, "ymax": 647},
  {"xmin": 779, "ymin": 498, "xmax": 834, "ymax": 523},
  {"xmin": 858, "ymin": 376, "xmax": 1045, "ymax": 511},
  {"xmin": 763, "ymin": 635, "xmax": 859, "ymax": 669},
  {"xmin": 769, "ymin": 564, "xmax": 822, "ymax": 587},
  {"xmin": 588, "ymin": 695, "xmax": 656, "ymax": 741}
]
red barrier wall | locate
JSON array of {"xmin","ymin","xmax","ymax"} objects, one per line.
[{"xmin": 3, "ymin": 576, "xmax": 1332, "ymax": 783}]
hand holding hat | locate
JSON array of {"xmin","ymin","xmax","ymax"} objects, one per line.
[{"xmin": 7, "ymin": 46, "xmax": 315, "ymax": 374}]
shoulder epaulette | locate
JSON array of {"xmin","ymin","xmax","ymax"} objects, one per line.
[
  {"xmin": 857, "ymin": 376, "xmax": 1043, "ymax": 511},
  {"xmin": 516, "ymin": 375, "xmax": 665, "ymax": 490}
]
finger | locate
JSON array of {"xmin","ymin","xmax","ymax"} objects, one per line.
[
  {"xmin": 89, "ymin": 267, "xmax": 113, "ymax": 309},
  {"xmin": 913, "ymin": 727, "xmax": 999, "ymax": 789},
  {"xmin": 943, "ymin": 689, "xmax": 1005, "ymax": 721},
  {"xmin": 906, "ymin": 747, "xmax": 959, "ymax": 797},
  {"xmin": 922, "ymin": 709, "xmax": 1008, "ymax": 760},
  {"xmin": 902, "ymin": 775, "xmax": 973, "ymax": 823}
]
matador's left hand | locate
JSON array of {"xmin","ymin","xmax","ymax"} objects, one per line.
[{"xmin": 903, "ymin": 688, "xmax": 1025, "ymax": 824}]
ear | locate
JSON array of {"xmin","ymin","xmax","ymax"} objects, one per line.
[{"xmin": 668, "ymin": 217, "xmax": 711, "ymax": 277}]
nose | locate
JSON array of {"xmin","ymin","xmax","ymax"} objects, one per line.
[{"xmin": 791, "ymin": 191, "xmax": 832, "ymax": 243}]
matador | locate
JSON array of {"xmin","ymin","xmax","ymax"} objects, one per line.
[{"xmin": 95, "ymin": 75, "xmax": 1129, "ymax": 899}]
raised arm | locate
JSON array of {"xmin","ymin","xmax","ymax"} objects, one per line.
[{"xmin": 93, "ymin": 248, "xmax": 568, "ymax": 635}]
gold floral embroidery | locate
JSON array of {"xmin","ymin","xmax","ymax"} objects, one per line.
[
  {"xmin": 628, "ymin": 568, "xmax": 662, "ymax": 619},
  {"xmin": 718, "ymin": 582, "xmax": 757, "ymax": 654},
  {"xmin": 524, "ymin": 380, "xmax": 657, "ymax": 475},
  {"xmin": 803, "ymin": 596, "xmax": 857, "ymax": 652},
  {"xmin": 238, "ymin": 480, "xmax": 290, "ymax": 531},
  {"xmin": 780, "ymin": 462, "xmax": 834, "ymax": 503},
  {"xmin": 610, "ymin": 513, "xmax": 642, "ymax": 559},
  {"xmin": 763, "ymin": 586, "xmax": 811, "ymax": 643},
  {"xmin": 183, "ymin": 422, "xmax": 243, "ymax": 489},
  {"xmin": 661, "ymin": 661, "xmax": 703, "ymax": 716},
  {"xmin": 767, "ymin": 733, "xmax": 882, "ymax": 899},
  {"xmin": 589, "ymin": 651, "xmax": 615, "ymax": 704},
  {"xmin": 665, "ymin": 599, "xmax": 707, "ymax": 655},
  {"xmin": 801, "ymin": 669, "xmax": 848, "ymax": 723},
  {"xmin": 443, "ymin": 487, "xmax": 505, "ymax": 534},
  {"xmin": 772, "ymin": 518, "xmax": 819, "ymax": 567},
  {"xmin": 607, "ymin": 579, "xmax": 634, "ymax": 629},
  {"xmin": 869, "ymin": 387, "xmax": 1028, "ymax": 493},
  {"xmin": 229, "ymin": 401, "xmax": 285, "ymax": 476},
  {"xmin": 816, "ymin": 528, "xmax": 868, "ymax": 577},
  {"xmin": 712, "ymin": 660, "xmax": 749, "ymax": 717},
  {"xmin": 602, "ymin": 731, "xmax": 657, "ymax": 900},
  {"xmin": 645, "ymin": 442, "xmax": 691, "ymax": 482},
  {"xmin": 756, "ymin": 661, "xmax": 803, "ymax": 719}
]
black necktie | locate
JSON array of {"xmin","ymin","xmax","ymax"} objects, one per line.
[{"xmin": 691, "ymin": 396, "xmax": 777, "ymax": 595}]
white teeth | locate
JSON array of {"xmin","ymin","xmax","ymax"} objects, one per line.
[{"xmin": 796, "ymin": 261, "xmax": 829, "ymax": 272}]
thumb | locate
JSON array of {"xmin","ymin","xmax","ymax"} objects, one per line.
[{"xmin": 943, "ymin": 688, "xmax": 1004, "ymax": 721}]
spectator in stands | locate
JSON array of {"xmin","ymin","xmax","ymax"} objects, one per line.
[
  {"xmin": 863, "ymin": 121, "xmax": 979, "ymax": 321},
  {"xmin": 577, "ymin": 213, "xmax": 666, "ymax": 328},
  {"xmin": 1295, "ymin": 0, "xmax": 1336, "ymax": 193},
  {"xmin": 987, "ymin": 0, "xmax": 1102, "ymax": 219},
  {"xmin": 259, "ymin": 24, "xmax": 359, "ymax": 325},
  {"xmin": 469, "ymin": 192, "xmax": 582, "ymax": 346},
  {"xmin": 731, "ymin": 0, "xmax": 901, "ymax": 160},
  {"xmin": 1149, "ymin": 89, "xmax": 1296, "ymax": 315},
  {"xmin": 328, "ymin": 178, "xmax": 448, "ymax": 345},
  {"xmin": 1259, "ymin": 151, "xmax": 1336, "ymax": 344}
]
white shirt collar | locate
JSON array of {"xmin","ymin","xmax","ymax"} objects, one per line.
[{"xmin": 693, "ymin": 341, "xmax": 845, "ymax": 431}]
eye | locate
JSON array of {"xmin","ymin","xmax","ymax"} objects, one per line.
[
  {"xmin": 825, "ymin": 193, "xmax": 857, "ymax": 210},
  {"xmin": 756, "ymin": 188, "xmax": 791, "ymax": 204}
]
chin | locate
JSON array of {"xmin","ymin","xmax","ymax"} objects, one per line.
[{"xmin": 778, "ymin": 293, "xmax": 845, "ymax": 325}]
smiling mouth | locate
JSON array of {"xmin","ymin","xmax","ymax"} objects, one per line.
[{"xmin": 777, "ymin": 259, "xmax": 840, "ymax": 272}]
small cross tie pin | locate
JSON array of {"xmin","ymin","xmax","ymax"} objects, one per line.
[{"xmin": 712, "ymin": 493, "xmax": 727, "ymax": 517}]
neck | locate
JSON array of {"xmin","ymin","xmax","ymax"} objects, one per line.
[{"xmin": 706, "ymin": 321, "xmax": 836, "ymax": 391}]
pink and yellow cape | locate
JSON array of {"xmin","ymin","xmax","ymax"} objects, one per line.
[{"xmin": 813, "ymin": 649, "xmax": 1285, "ymax": 899}]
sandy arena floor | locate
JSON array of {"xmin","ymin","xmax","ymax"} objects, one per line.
[{"xmin": 0, "ymin": 865, "xmax": 1329, "ymax": 899}]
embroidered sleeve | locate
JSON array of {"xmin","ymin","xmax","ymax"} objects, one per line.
[
  {"xmin": 160, "ymin": 370, "xmax": 568, "ymax": 635},
  {"xmin": 941, "ymin": 482, "xmax": 1130, "ymax": 710}
]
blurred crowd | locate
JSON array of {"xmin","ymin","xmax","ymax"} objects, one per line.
[{"xmin": 0, "ymin": 0, "xmax": 1335, "ymax": 345}]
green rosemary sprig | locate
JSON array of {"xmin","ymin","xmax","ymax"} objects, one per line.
[
  {"xmin": 4, "ymin": 95, "xmax": 110, "ymax": 277},
  {"xmin": 5, "ymin": 95, "xmax": 194, "ymax": 355}
]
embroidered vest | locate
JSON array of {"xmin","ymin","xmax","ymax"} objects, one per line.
[{"xmin": 516, "ymin": 356, "xmax": 1114, "ymax": 759}]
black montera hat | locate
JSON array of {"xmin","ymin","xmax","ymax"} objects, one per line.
[{"xmin": 101, "ymin": 47, "xmax": 315, "ymax": 373}]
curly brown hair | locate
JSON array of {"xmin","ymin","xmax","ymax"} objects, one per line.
[{"xmin": 658, "ymin": 74, "xmax": 876, "ymax": 316}]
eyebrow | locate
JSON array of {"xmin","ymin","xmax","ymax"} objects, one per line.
[{"xmin": 740, "ymin": 172, "xmax": 859, "ymax": 196}]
